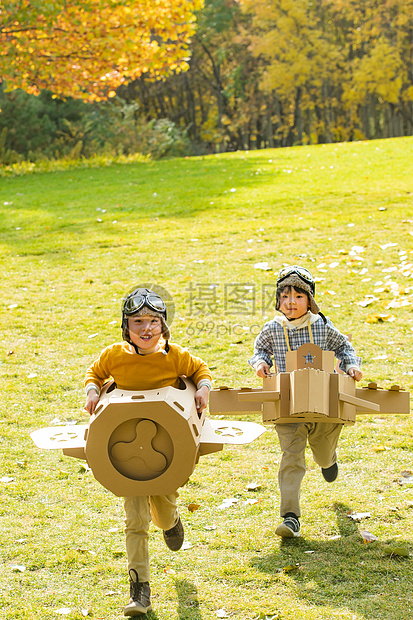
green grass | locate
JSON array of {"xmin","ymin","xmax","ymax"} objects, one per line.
[{"xmin": 0, "ymin": 137, "xmax": 412, "ymax": 620}]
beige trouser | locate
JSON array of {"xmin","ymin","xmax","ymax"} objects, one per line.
[
  {"xmin": 275, "ymin": 422, "xmax": 342, "ymax": 518},
  {"xmin": 123, "ymin": 492, "xmax": 179, "ymax": 583}
]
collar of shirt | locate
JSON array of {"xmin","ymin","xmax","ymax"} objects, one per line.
[{"xmin": 273, "ymin": 311, "xmax": 319, "ymax": 330}]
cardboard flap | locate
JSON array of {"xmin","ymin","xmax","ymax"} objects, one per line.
[
  {"xmin": 30, "ymin": 425, "xmax": 88, "ymax": 450},
  {"xmin": 200, "ymin": 418, "xmax": 265, "ymax": 445}
]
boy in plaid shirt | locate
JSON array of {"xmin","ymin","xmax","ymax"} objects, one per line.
[{"xmin": 249, "ymin": 266, "xmax": 362, "ymax": 538}]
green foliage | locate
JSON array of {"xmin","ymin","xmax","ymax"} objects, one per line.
[
  {"xmin": 0, "ymin": 88, "xmax": 190, "ymax": 163},
  {"xmin": 0, "ymin": 88, "xmax": 90, "ymax": 162}
]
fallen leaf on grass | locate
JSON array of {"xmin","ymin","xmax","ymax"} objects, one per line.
[
  {"xmin": 366, "ymin": 313, "xmax": 396, "ymax": 323},
  {"xmin": 356, "ymin": 296, "xmax": 379, "ymax": 307},
  {"xmin": 360, "ymin": 530, "xmax": 378, "ymax": 543},
  {"xmin": 383, "ymin": 546, "xmax": 410, "ymax": 558},
  {"xmin": 188, "ymin": 503, "xmax": 200, "ymax": 512},
  {"xmin": 112, "ymin": 549, "xmax": 125, "ymax": 558},
  {"xmin": 246, "ymin": 482, "xmax": 262, "ymax": 491},
  {"xmin": 216, "ymin": 608, "xmax": 230, "ymax": 618},
  {"xmin": 76, "ymin": 548, "xmax": 96, "ymax": 556},
  {"xmin": 254, "ymin": 262, "xmax": 271, "ymax": 271},
  {"xmin": 386, "ymin": 299, "xmax": 412, "ymax": 309},
  {"xmin": 243, "ymin": 498, "xmax": 258, "ymax": 506},
  {"xmin": 217, "ymin": 498, "xmax": 239, "ymax": 510},
  {"xmin": 279, "ymin": 563, "xmax": 300, "ymax": 573},
  {"xmin": 373, "ymin": 445, "xmax": 391, "ymax": 452},
  {"xmin": 379, "ymin": 243, "xmax": 398, "ymax": 250},
  {"xmin": 163, "ymin": 567, "xmax": 176, "ymax": 575},
  {"xmin": 399, "ymin": 471, "xmax": 413, "ymax": 485},
  {"xmin": 347, "ymin": 511, "xmax": 371, "ymax": 522}
]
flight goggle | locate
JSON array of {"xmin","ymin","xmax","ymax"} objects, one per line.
[
  {"xmin": 123, "ymin": 291, "xmax": 167, "ymax": 318},
  {"xmin": 277, "ymin": 266, "xmax": 315, "ymax": 294}
]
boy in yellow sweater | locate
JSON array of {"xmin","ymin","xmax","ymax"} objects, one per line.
[{"xmin": 84, "ymin": 288, "xmax": 212, "ymax": 617}]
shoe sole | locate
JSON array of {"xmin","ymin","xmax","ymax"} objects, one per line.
[
  {"xmin": 124, "ymin": 603, "xmax": 152, "ymax": 616},
  {"xmin": 275, "ymin": 523, "xmax": 300, "ymax": 538}
]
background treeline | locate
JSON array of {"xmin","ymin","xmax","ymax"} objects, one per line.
[{"xmin": 1, "ymin": 0, "xmax": 413, "ymax": 162}]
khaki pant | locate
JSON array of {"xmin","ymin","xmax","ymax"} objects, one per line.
[
  {"xmin": 275, "ymin": 422, "xmax": 342, "ymax": 518},
  {"xmin": 123, "ymin": 493, "xmax": 179, "ymax": 582}
]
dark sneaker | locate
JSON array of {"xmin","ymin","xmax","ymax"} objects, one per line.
[
  {"xmin": 124, "ymin": 569, "xmax": 152, "ymax": 616},
  {"xmin": 275, "ymin": 515, "xmax": 300, "ymax": 538},
  {"xmin": 163, "ymin": 516, "xmax": 184, "ymax": 551},
  {"xmin": 321, "ymin": 462, "xmax": 338, "ymax": 482}
]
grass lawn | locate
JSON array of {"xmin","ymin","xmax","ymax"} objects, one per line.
[{"xmin": 0, "ymin": 137, "xmax": 412, "ymax": 620}]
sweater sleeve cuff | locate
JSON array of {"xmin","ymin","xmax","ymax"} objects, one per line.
[
  {"xmin": 253, "ymin": 359, "xmax": 269, "ymax": 371},
  {"xmin": 85, "ymin": 383, "xmax": 100, "ymax": 396},
  {"xmin": 197, "ymin": 379, "xmax": 212, "ymax": 391}
]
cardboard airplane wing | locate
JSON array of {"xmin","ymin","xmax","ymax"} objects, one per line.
[{"xmin": 209, "ymin": 343, "xmax": 410, "ymax": 424}]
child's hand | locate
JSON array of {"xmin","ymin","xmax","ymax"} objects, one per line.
[
  {"xmin": 195, "ymin": 386, "xmax": 209, "ymax": 413},
  {"xmin": 348, "ymin": 367, "xmax": 362, "ymax": 382},
  {"xmin": 256, "ymin": 362, "xmax": 271, "ymax": 378},
  {"xmin": 84, "ymin": 391, "xmax": 100, "ymax": 415}
]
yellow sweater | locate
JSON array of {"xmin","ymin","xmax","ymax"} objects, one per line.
[{"xmin": 85, "ymin": 341, "xmax": 212, "ymax": 392}]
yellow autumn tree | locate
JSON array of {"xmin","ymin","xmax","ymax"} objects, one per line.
[
  {"xmin": 0, "ymin": 0, "xmax": 203, "ymax": 100},
  {"xmin": 240, "ymin": 0, "xmax": 342, "ymax": 143}
]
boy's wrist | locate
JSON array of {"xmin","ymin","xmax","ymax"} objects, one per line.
[
  {"xmin": 197, "ymin": 379, "xmax": 212, "ymax": 391},
  {"xmin": 86, "ymin": 383, "xmax": 100, "ymax": 396},
  {"xmin": 255, "ymin": 360, "xmax": 269, "ymax": 370}
]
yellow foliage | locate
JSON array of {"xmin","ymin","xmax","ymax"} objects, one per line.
[
  {"xmin": 0, "ymin": 0, "xmax": 204, "ymax": 100},
  {"xmin": 349, "ymin": 42, "xmax": 404, "ymax": 104},
  {"xmin": 403, "ymin": 86, "xmax": 413, "ymax": 102}
]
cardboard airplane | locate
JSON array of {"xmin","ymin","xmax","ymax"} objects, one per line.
[
  {"xmin": 31, "ymin": 377, "xmax": 265, "ymax": 497},
  {"xmin": 31, "ymin": 344, "xmax": 409, "ymax": 497},
  {"xmin": 209, "ymin": 343, "xmax": 410, "ymax": 425}
]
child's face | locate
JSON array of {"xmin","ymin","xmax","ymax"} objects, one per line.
[
  {"xmin": 279, "ymin": 287, "xmax": 309, "ymax": 320},
  {"xmin": 128, "ymin": 315, "xmax": 163, "ymax": 351}
]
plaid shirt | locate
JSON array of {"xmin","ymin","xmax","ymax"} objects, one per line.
[{"xmin": 249, "ymin": 315, "xmax": 361, "ymax": 373}]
